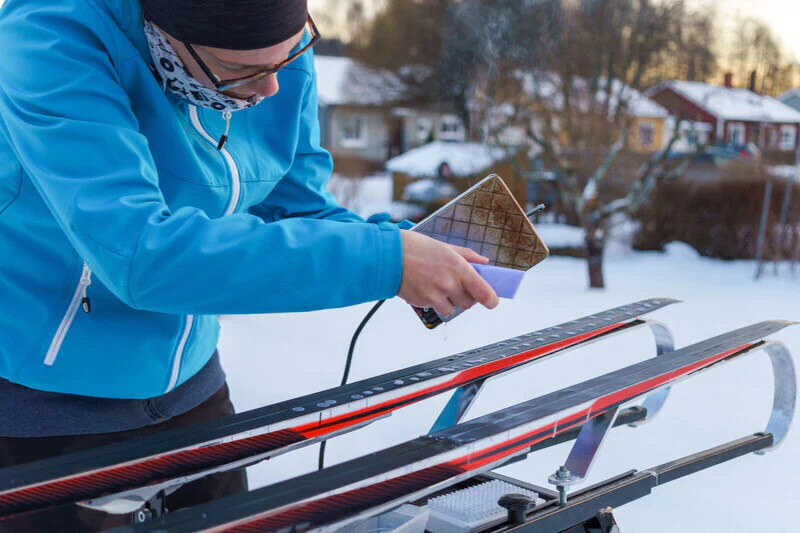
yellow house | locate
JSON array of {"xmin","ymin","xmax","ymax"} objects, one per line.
[
  {"xmin": 626, "ymin": 100, "xmax": 670, "ymax": 154},
  {"xmin": 517, "ymin": 73, "xmax": 671, "ymax": 155}
]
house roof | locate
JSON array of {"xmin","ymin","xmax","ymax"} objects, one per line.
[
  {"xmin": 314, "ymin": 55, "xmax": 408, "ymax": 107},
  {"xmin": 521, "ymin": 73, "xmax": 670, "ymax": 119},
  {"xmin": 779, "ymin": 88, "xmax": 800, "ymax": 101},
  {"xmin": 386, "ymin": 141, "xmax": 509, "ymax": 177},
  {"xmin": 660, "ymin": 81, "xmax": 800, "ymax": 123}
]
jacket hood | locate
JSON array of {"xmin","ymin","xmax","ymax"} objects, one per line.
[{"xmin": 89, "ymin": 0, "xmax": 150, "ymax": 60}]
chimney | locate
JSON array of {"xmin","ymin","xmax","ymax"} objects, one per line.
[
  {"xmin": 749, "ymin": 70, "xmax": 758, "ymax": 93},
  {"xmin": 724, "ymin": 73, "xmax": 733, "ymax": 88}
]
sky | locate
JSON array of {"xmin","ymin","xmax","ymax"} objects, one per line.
[
  {"xmin": 307, "ymin": 0, "xmax": 800, "ymax": 59},
  {"xmin": 706, "ymin": 0, "xmax": 800, "ymax": 58},
  {"xmin": 0, "ymin": 0, "xmax": 796, "ymax": 58}
]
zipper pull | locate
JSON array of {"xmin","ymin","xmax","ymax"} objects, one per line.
[
  {"xmin": 80, "ymin": 263, "xmax": 92, "ymax": 313},
  {"xmin": 217, "ymin": 110, "xmax": 232, "ymax": 150}
]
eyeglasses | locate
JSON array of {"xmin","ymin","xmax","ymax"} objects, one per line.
[{"xmin": 185, "ymin": 16, "xmax": 321, "ymax": 92}]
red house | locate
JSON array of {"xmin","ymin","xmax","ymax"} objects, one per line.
[{"xmin": 649, "ymin": 80, "xmax": 800, "ymax": 161}]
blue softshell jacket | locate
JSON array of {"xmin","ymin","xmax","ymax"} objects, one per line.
[{"xmin": 0, "ymin": 0, "xmax": 403, "ymax": 399}]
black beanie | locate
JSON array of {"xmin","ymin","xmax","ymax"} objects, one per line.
[{"xmin": 140, "ymin": 0, "xmax": 309, "ymax": 50}]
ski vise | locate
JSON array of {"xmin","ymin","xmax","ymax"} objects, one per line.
[
  {"xmin": 544, "ymin": 339, "xmax": 795, "ymax": 507},
  {"xmin": 423, "ymin": 339, "xmax": 795, "ymax": 533}
]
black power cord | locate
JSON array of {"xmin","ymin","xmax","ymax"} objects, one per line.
[
  {"xmin": 316, "ymin": 204, "xmax": 548, "ymax": 470},
  {"xmin": 317, "ymin": 299, "xmax": 386, "ymax": 470}
]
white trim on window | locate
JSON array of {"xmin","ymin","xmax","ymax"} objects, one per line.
[
  {"xmin": 415, "ymin": 117, "xmax": 433, "ymax": 141},
  {"xmin": 728, "ymin": 122, "xmax": 746, "ymax": 145},
  {"xmin": 339, "ymin": 116, "xmax": 369, "ymax": 149},
  {"xmin": 779, "ymin": 125, "xmax": 797, "ymax": 151},
  {"xmin": 437, "ymin": 115, "xmax": 465, "ymax": 141}
]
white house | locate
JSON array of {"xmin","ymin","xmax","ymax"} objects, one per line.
[{"xmin": 314, "ymin": 56, "xmax": 466, "ymax": 169}]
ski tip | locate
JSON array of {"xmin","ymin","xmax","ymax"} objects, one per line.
[
  {"xmin": 766, "ymin": 319, "xmax": 798, "ymax": 327},
  {"xmin": 650, "ymin": 297, "xmax": 682, "ymax": 305},
  {"xmin": 754, "ymin": 320, "xmax": 798, "ymax": 337},
  {"xmin": 633, "ymin": 297, "xmax": 682, "ymax": 309}
]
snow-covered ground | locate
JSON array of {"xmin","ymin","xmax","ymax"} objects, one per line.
[
  {"xmin": 217, "ymin": 177, "xmax": 800, "ymax": 532},
  {"xmin": 327, "ymin": 172, "xmax": 424, "ymax": 221},
  {"xmin": 535, "ymin": 222, "xmax": 585, "ymax": 248},
  {"xmin": 768, "ymin": 164, "xmax": 800, "ymax": 182}
]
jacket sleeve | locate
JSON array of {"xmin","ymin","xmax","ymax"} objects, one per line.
[
  {"xmin": 249, "ymin": 52, "xmax": 365, "ymax": 224},
  {"xmin": 0, "ymin": 0, "xmax": 402, "ymax": 315}
]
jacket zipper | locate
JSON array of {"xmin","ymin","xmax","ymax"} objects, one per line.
[
  {"xmin": 165, "ymin": 315, "xmax": 193, "ymax": 393},
  {"xmin": 164, "ymin": 107, "xmax": 240, "ymax": 393},
  {"xmin": 188, "ymin": 106, "xmax": 241, "ymax": 215},
  {"xmin": 44, "ymin": 263, "xmax": 92, "ymax": 366}
]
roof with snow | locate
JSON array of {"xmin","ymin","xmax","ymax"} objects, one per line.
[
  {"xmin": 660, "ymin": 81, "xmax": 800, "ymax": 123},
  {"xmin": 386, "ymin": 141, "xmax": 509, "ymax": 177},
  {"xmin": 779, "ymin": 88, "xmax": 800, "ymax": 102},
  {"xmin": 521, "ymin": 72, "xmax": 670, "ymax": 119},
  {"xmin": 778, "ymin": 89, "xmax": 800, "ymax": 112},
  {"xmin": 313, "ymin": 55, "xmax": 408, "ymax": 107}
]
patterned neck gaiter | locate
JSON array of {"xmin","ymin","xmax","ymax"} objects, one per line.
[{"xmin": 144, "ymin": 22, "xmax": 264, "ymax": 111}]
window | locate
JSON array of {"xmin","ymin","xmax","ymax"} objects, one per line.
[
  {"xmin": 638, "ymin": 122, "xmax": 656, "ymax": 148},
  {"xmin": 728, "ymin": 122, "xmax": 746, "ymax": 145},
  {"xmin": 779, "ymin": 125, "xmax": 797, "ymax": 151},
  {"xmin": 437, "ymin": 115, "xmax": 464, "ymax": 141},
  {"xmin": 415, "ymin": 118, "xmax": 433, "ymax": 141},
  {"xmin": 768, "ymin": 128, "xmax": 779, "ymax": 150},
  {"xmin": 339, "ymin": 116, "xmax": 368, "ymax": 149}
]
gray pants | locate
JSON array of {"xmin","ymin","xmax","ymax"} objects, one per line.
[{"xmin": 0, "ymin": 383, "xmax": 248, "ymax": 531}]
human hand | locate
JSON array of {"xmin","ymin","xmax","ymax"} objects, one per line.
[{"xmin": 397, "ymin": 230, "xmax": 500, "ymax": 317}]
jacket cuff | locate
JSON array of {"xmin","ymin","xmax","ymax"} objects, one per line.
[{"xmin": 372, "ymin": 221, "xmax": 403, "ymax": 300}]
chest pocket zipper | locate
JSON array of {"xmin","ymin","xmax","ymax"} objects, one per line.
[{"xmin": 44, "ymin": 263, "xmax": 92, "ymax": 366}]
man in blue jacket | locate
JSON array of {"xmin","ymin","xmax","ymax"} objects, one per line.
[{"xmin": 0, "ymin": 0, "xmax": 498, "ymax": 528}]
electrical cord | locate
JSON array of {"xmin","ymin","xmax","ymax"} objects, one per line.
[
  {"xmin": 317, "ymin": 299, "xmax": 386, "ymax": 470},
  {"xmin": 315, "ymin": 205, "xmax": 547, "ymax": 470}
]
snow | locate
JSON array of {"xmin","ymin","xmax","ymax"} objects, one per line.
[
  {"xmin": 216, "ymin": 182, "xmax": 800, "ymax": 533},
  {"xmin": 768, "ymin": 164, "xmax": 800, "ymax": 182},
  {"xmin": 386, "ymin": 141, "xmax": 508, "ymax": 178},
  {"xmin": 327, "ymin": 172, "xmax": 424, "ymax": 221},
  {"xmin": 779, "ymin": 88, "xmax": 800, "ymax": 104},
  {"xmin": 402, "ymin": 178, "xmax": 458, "ymax": 203},
  {"xmin": 314, "ymin": 55, "xmax": 408, "ymax": 107},
  {"xmin": 662, "ymin": 241, "xmax": 701, "ymax": 260},
  {"xmin": 663, "ymin": 81, "xmax": 800, "ymax": 123},
  {"xmin": 535, "ymin": 222, "xmax": 585, "ymax": 248},
  {"xmin": 314, "ymin": 56, "xmax": 351, "ymax": 106}
]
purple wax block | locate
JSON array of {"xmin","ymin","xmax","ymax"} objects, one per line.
[{"xmin": 471, "ymin": 263, "xmax": 525, "ymax": 299}]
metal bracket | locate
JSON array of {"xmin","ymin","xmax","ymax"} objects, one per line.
[
  {"xmin": 627, "ymin": 320, "xmax": 675, "ymax": 427},
  {"xmin": 429, "ymin": 318, "xmax": 675, "ymax": 433},
  {"xmin": 543, "ymin": 337, "xmax": 795, "ymax": 508},
  {"xmin": 756, "ymin": 340, "xmax": 796, "ymax": 454},
  {"xmin": 548, "ymin": 406, "xmax": 621, "ymax": 504},
  {"xmin": 429, "ymin": 379, "xmax": 487, "ymax": 433},
  {"xmin": 131, "ymin": 490, "xmax": 167, "ymax": 525}
]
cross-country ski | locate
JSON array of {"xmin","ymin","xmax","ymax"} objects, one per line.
[
  {"xmin": 2, "ymin": 0, "xmax": 799, "ymax": 530},
  {"xmin": 0, "ymin": 299, "xmax": 675, "ymax": 519},
  {"xmin": 118, "ymin": 320, "xmax": 796, "ymax": 532}
]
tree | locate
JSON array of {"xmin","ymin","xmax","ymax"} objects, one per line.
[
  {"xmin": 450, "ymin": 0, "xmax": 705, "ymax": 288},
  {"xmin": 348, "ymin": 0, "xmax": 452, "ymax": 71},
  {"xmin": 647, "ymin": 4, "xmax": 718, "ymax": 85},
  {"xmin": 333, "ymin": 0, "xmax": 719, "ymax": 288},
  {"xmin": 436, "ymin": 0, "xmax": 560, "ymax": 131},
  {"xmin": 728, "ymin": 17, "xmax": 795, "ymax": 96}
]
